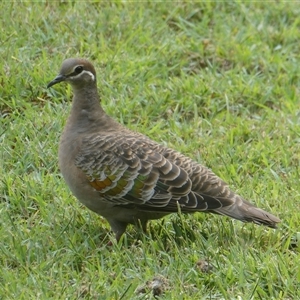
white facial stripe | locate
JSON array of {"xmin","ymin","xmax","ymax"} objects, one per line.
[{"xmin": 71, "ymin": 70, "xmax": 95, "ymax": 81}]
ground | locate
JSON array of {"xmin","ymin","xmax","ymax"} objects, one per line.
[{"xmin": 0, "ymin": 2, "xmax": 299, "ymax": 299}]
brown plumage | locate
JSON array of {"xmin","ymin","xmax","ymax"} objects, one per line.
[{"xmin": 47, "ymin": 58, "xmax": 281, "ymax": 241}]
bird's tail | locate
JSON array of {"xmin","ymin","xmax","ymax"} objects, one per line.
[{"xmin": 213, "ymin": 197, "xmax": 281, "ymax": 228}]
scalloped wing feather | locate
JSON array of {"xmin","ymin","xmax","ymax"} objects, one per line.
[{"xmin": 75, "ymin": 133, "xmax": 232, "ymax": 212}]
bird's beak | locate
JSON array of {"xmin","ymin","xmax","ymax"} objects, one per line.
[{"xmin": 47, "ymin": 74, "xmax": 66, "ymax": 88}]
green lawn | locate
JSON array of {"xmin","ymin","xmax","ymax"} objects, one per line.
[{"xmin": 1, "ymin": 2, "xmax": 299, "ymax": 299}]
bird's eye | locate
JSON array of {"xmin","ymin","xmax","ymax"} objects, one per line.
[{"xmin": 74, "ymin": 66, "xmax": 83, "ymax": 74}]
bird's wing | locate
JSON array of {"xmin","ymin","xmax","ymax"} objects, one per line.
[{"xmin": 75, "ymin": 133, "xmax": 232, "ymax": 212}]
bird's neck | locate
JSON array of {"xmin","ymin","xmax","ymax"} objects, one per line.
[
  {"xmin": 71, "ymin": 85, "xmax": 102, "ymax": 115},
  {"xmin": 65, "ymin": 85, "xmax": 120, "ymax": 134}
]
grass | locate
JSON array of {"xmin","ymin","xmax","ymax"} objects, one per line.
[{"xmin": 1, "ymin": 1, "xmax": 300, "ymax": 299}]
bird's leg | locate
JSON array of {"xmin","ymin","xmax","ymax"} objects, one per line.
[
  {"xmin": 134, "ymin": 219, "xmax": 148, "ymax": 241},
  {"xmin": 140, "ymin": 220, "xmax": 148, "ymax": 234},
  {"xmin": 107, "ymin": 219, "xmax": 128, "ymax": 243}
]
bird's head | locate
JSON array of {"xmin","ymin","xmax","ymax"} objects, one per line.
[{"xmin": 47, "ymin": 58, "xmax": 97, "ymax": 89}]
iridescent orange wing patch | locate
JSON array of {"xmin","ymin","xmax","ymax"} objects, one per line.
[{"xmin": 89, "ymin": 177, "xmax": 113, "ymax": 191}]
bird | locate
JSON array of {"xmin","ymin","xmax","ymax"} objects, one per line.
[{"xmin": 47, "ymin": 58, "xmax": 281, "ymax": 241}]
